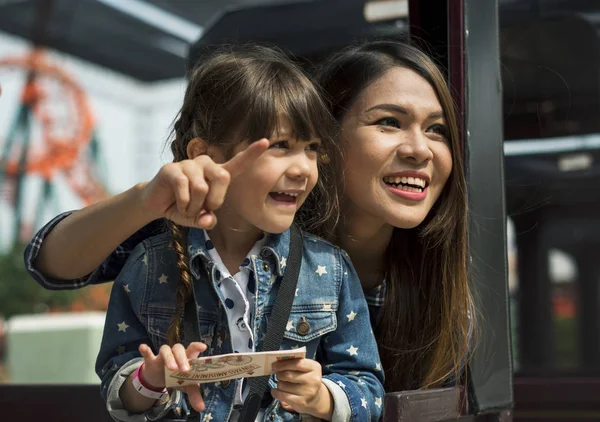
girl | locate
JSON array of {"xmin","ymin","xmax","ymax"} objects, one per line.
[
  {"xmin": 26, "ymin": 40, "xmax": 472, "ymax": 394},
  {"xmin": 95, "ymin": 45, "xmax": 384, "ymax": 422}
]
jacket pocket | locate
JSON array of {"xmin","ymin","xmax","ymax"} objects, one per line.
[
  {"xmin": 282, "ymin": 310, "xmax": 337, "ymax": 343},
  {"xmin": 147, "ymin": 306, "xmax": 217, "ymax": 348}
]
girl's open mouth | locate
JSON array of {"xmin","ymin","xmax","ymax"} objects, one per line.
[{"xmin": 269, "ymin": 192, "xmax": 298, "ymax": 203}]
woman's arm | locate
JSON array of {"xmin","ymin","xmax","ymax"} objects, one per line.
[
  {"xmin": 27, "ymin": 141, "xmax": 269, "ymax": 286},
  {"xmin": 34, "ymin": 183, "xmax": 159, "ymax": 281}
]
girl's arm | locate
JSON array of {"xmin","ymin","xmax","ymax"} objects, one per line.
[
  {"xmin": 96, "ymin": 242, "xmax": 185, "ymax": 420},
  {"xmin": 316, "ymin": 250, "xmax": 386, "ymax": 422}
]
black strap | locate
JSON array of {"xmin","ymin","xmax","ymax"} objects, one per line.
[
  {"xmin": 182, "ymin": 225, "xmax": 304, "ymax": 421},
  {"xmin": 183, "ymin": 292, "xmax": 200, "ymax": 349},
  {"xmin": 238, "ymin": 224, "xmax": 303, "ymax": 421}
]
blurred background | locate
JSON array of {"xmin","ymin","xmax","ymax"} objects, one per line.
[
  {"xmin": 0, "ymin": 0, "xmax": 599, "ymax": 419},
  {"xmin": 0, "ymin": 0, "xmax": 412, "ymax": 386}
]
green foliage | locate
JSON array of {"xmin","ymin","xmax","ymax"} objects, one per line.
[
  {"xmin": 0, "ymin": 246, "xmax": 77, "ymax": 319},
  {"xmin": 555, "ymin": 316, "xmax": 577, "ymax": 369}
]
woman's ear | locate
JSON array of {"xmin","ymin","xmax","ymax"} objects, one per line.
[{"xmin": 186, "ymin": 138, "xmax": 209, "ymax": 159}]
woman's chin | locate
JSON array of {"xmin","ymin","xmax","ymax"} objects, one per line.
[{"xmin": 385, "ymin": 213, "xmax": 427, "ymax": 230}]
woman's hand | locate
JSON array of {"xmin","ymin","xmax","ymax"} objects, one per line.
[
  {"xmin": 271, "ymin": 358, "xmax": 333, "ymax": 420},
  {"xmin": 140, "ymin": 139, "xmax": 270, "ymax": 229},
  {"xmin": 138, "ymin": 342, "xmax": 207, "ymax": 411}
]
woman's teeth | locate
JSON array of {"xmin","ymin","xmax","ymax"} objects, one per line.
[{"xmin": 383, "ymin": 176, "xmax": 426, "ymax": 192}]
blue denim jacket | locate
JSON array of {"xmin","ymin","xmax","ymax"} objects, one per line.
[
  {"xmin": 24, "ymin": 212, "xmax": 387, "ymax": 323},
  {"xmin": 95, "ymin": 227, "xmax": 385, "ymax": 421},
  {"xmin": 24, "ymin": 213, "xmax": 385, "ymax": 310}
]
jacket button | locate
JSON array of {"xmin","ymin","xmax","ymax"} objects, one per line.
[
  {"xmin": 218, "ymin": 329, "xmax": 227, "ymax": 341},
  {"xmin": 262, "ymin": 263, "xmax": 269, "ymax": 272},
  {"xmin": 269, "ymin": 414, "xmax": 275, "ymax": 421},
  {"xmin": 296, "ymin": 317, "xmax": 310, "ymax": 336}
]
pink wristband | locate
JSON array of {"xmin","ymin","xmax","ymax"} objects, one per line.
[{"xmin": 132, "ymin": 363, "xmax": 168, "ymax": 400}]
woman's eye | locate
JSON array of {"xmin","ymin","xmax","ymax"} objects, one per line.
[
  {"xmin": 428, "ymin": 124, "xmax": 449, "ymax": 138},
  {"xmin": 270, "ymin": 141, "xmax": 289, "ymax": 149},
  {"xmin": 375, "ymin": 117, "xmax": 401, "ymax": 128}
]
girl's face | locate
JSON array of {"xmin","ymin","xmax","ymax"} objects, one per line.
[
  {"xmin": 216, "ymin": 119, "xmax": 320, "ymax": 234},
  {"xmin": 340, "ymin": 66, "xmax": 453, "ymax": 229}
]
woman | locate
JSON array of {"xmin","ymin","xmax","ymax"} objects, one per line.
[{"xmin": 25, "ymin": 40, "xmax": 472, "ymax": 393}]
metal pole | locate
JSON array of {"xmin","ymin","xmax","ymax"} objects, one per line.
[
  {"xmin": 12, "ymin": 0, "xmax": 55, "ymax": 245},
  {"xmin": 462, "ymin": 0, "xmax": 514, "ymax": 415}
]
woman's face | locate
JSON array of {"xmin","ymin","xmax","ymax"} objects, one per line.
[{"xmin": 340, "ymin": 66, "xmax": 453, "ymax": 229}]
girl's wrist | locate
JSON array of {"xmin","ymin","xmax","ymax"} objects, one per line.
[
  {"xmin": 138, "ymin": 363, "xmax": 166, "ymax": 391},
  {"xmin": 312, "ymin": 383, "xmax": 334, "ymax": 421}
]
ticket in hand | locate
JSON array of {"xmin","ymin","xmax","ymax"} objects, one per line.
[{"xmin": 165, "ymin": 347, "xmax": 307, "ymax": 387}]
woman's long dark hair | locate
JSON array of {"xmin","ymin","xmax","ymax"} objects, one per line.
[
  {"xmin": 315, "ymin": 40, "xmax": 473, "ymax": 392},
  {"xmin": 165, "ymin": 44, "xmax": 339, "ymax": 345}
]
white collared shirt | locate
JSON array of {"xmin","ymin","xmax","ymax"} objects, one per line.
[{"xmin": 203, "ymin": 230, "xmax": 266, "ymax": 420}]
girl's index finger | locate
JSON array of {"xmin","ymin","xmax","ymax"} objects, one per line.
[{"xmin": 221, "ymin": 138, "xmax": 270, "ymax": 178}]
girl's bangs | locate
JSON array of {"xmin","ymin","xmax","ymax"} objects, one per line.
[{"xmin": 239, "ymin": 72, "xmax": 334, "ymax": 145}]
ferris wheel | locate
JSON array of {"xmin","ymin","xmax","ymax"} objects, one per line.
[{"xmin": 0, "ymin": 49, "xmax": 108, "ymax": 244}]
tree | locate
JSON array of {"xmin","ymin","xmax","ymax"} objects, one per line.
[{"xmin": 0, "ymin": 246, "xmax": 79, "ymax": 319}]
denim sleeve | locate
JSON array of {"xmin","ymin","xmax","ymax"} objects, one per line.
[
  {"xmin": 318, "ymin": 250, "xmax": 385, "ymax": 421},
  {"xmin": 23, "ymin": 211, "xmax": 162, "ymax": 290},
  {"xmin": 95, "ymin": 245, "xmax": 184, "ymax": 421}
]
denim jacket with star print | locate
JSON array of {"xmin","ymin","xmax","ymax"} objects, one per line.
[
  {"xmin": 95, "ymin": 227, "xmax": 385, "ymax": 422},
  {"xmin": 24, "ymin": 212, "xmax": 386, "ymax": 323}
]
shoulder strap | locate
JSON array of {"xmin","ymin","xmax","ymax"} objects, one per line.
[
  {"xmin": 238, "ymin": 223, "xmax": 303, "ymax": 421},
  {"xmin": 254, "ymin": 224, "xmax": 303, "ymax": 352},
  {"xmin": 183, "ymin": 292, "xmax": 200, "ymax": 348},
  {"xmin": 182, "ymin": 225, "xmax": 304, "ymax": 421}
]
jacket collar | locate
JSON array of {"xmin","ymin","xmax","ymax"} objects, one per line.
[{"xmin": 187, "ymin": 228, "xmax": 291, "ymax": 280}]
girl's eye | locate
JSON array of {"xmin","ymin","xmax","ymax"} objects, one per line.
[
  {"xmin": 306, "ymin": 142, "xmax": 321, "ymax": 152},
  {"xmin": 375, "ymin": 117, "xmax": 401, "ymax": 128},
  {"xmin": 270, "ymin": 141, "xmax": 289, "ymax": 149},
  {"xmin": 428, "ymin": 124, "xmax": 449, "ymax": 138}
]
